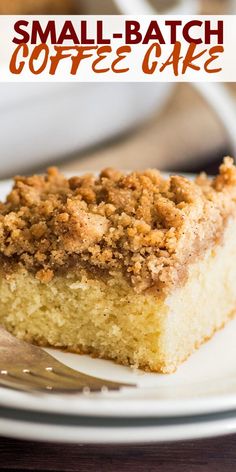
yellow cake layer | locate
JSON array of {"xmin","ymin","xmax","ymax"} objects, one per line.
[{"xmin": 1, "ymin": 219, "xmax": 236, "ymax": 373}]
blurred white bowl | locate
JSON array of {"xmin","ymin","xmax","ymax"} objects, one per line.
[{"xmin": 0, "ymin": 0, "xmax": 197, "ymax": 177}]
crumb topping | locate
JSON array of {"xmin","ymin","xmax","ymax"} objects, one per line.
[{"xmin": 1, "ymin": 157, "xmax": 236, "ymax": 293}]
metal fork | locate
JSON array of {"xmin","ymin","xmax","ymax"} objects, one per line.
[{"xmin": 0, "ymin": 327, "xmax": 135, "ymax": 394}]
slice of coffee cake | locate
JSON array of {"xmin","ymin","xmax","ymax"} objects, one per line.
[{"xmin": 0, "ymin": 158, "xmax": 236, "ymax": 373}]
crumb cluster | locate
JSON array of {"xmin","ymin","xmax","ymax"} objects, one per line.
[{"xmin": 1, "ymin": 158, "xmax": 236, "ymax": 293}]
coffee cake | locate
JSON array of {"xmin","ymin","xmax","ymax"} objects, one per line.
[{"xmin": 0, "ymin": 158, "xmax": 236, "ymax": 373}]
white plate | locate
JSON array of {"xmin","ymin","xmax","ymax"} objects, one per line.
[
  {"xmin": 1, "ymin": 178, "xmax": 236, "ymax": 423},
  {"xmin": 1, "ymin": 408, "xmax": 236, "ymax": 444}
]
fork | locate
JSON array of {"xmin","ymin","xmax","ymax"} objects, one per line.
[{"xmin": 0, "ymin": 327, "xmax": 135, "ymax": 394}]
